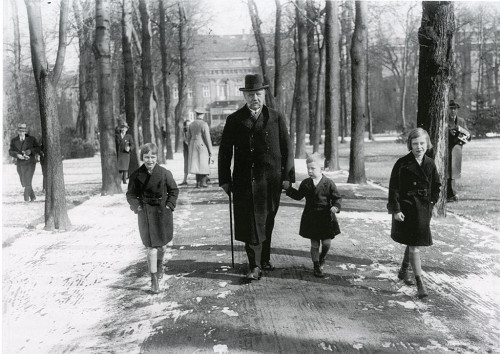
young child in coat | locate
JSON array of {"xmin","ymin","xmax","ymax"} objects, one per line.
[
  {"xmin": 286, "ymin": 153, "xmax": 342, "ymax": 277},
  {"xmin": 387, "ymin": 128, "xmax": 441, "ymax": 299},
  {"xmin": 126, "ymin": 143, "xmax": 179, "ymax": 294}
]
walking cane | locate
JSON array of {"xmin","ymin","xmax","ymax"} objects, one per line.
[{"xmin": 228, "ymin": 191, "xmax": 235, "ymax": 268}]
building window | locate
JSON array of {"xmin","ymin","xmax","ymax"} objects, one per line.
[
  {"xmin": 187, "ymin": 87, "xmax": 193, "ymax": 99},
  {"xmin": 235, "ymin": 87, "xmax": 242, "ymax": 96},
  {"xmin": 173, "ymin": 87, "xmax": 178, "ymax": 99},
  {"xmin": 203, "ymin": 85, "xmax": 210, "ymax": 97}
]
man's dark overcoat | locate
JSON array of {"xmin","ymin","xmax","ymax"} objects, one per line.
[
  {"xmin": 127, "ymin": 164, "xmax": 179, "ymax": 247},
  {"xmin": 447, "ymin": 115, "xmax": 470, "ymax": 179},
  {"xmin": 218, "ymin": 105, "xmax": 295, "ymax": 245},
  {"xmin": 387, "ymin": 153, "xmax": 441, "ymax": 246},
  {"xmin": 9, "ymin": 134, "xmax": 41, "ymax": 187},
  {"xmin": 115, "ymin": 133, "xmax": 134, "ymax": 171},
  {"xmin": 286, "ymin": 176, "xmax": 342, "ymax": 240}
]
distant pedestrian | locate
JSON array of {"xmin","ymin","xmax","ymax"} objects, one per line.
[
  {"xmin": 218, "ymin": 74, "xmax": 295, "ymax": 281},
  {"xmin": 115, "ymin": 121, "xmax": 134, "ymax": 184},
  {"xmin": 447, "ymin": 100, "xmax": 471, "ymax": 202},
  {"xmin": 387, "ymin": 128, "xmax": 441, "ymax": 299},
  {"xmin": 285, "ymin": 153, "xmax": 342, "ymax": 278},
  {"xmin": 126, "ymin": 143, "xmax": 179, "ymax": 294},
  {"xmin": 187, "ymin": 108, "xmax": 213, "ymax": 188},
  {"xmin": 9, "ymin": 123, "xmax": 41, "ymax": 202},
  {"xmin": 179, "ymin": 119, "xmax": 191, "ymax": 186},
  {"xmin": 39, "ymin": 138, "xmax": 47, "ymax": 192}
]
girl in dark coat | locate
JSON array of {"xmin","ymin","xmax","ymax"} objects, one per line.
[
  {"xmin": 115, "ymin": 121, "xmax": 134, "ymax": 184},
  {"xmin": 126, "ymin": 143, "xmax": 179, "ymax": 294},
  {"xmin": 387, "ymin": 128, "xmax": 441, "ymax": 299},
  {"xmin": 286, "ymin": 154, "xmax": 342, "ymax": 278}
]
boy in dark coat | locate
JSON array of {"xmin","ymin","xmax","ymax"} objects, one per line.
[
  {"xmin": 387, "ymin": 128, "xmax": 441, "ymax": 299},
  {"xmin": 126, "ymin": 143, "xmax": 179, "ymax": 294},
  {"xmin": 286, "ymin": 153, "xmax": 342, "ymax": 278}
]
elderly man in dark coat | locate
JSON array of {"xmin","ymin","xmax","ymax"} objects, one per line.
[
  {"xmin": 447, "ymin": 100, "xmax": 471, "ymax": 202},
  {"xmin": 9, "ymin": 123, "xmax": 41, "ymax": 202},
  {"xmin": 218, "ymin": 74, "xmax": 295, "ymax": 281}
]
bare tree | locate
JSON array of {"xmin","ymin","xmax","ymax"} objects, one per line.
[
  {"xmin": 122, "ymin": 0, "xmax": 140, "ymax": 171},
  {"xmin": 340, "ymin": 0, "xmax": 354, "ymax": 142},
  {"xmin": 313, "ymin": 33, "xmax": 326, "ymax": 153},
  {"xmin": 159, "ymin": 0, "xmax": 174, "ymax": 160},
  {"xmin": 347, "ymin": 0, "xmax": 367, "ymax": 184},
  {"xmin": 324, "ymin": 0, "xmax": 341, "ymax": 170},
  {"xmin": 94, "ymin": 0, "xmax": 123, "ymax": 195},
  {"xmin": 417, "ymin": 1, "xmax": 455, "ymax": 216},
  {"xmin": 74, "ymin": 0, "xmax": 97, "ymax": 146},
  {"xmin": 295, "ymin": 0, "xmax": 309, "ymax": 158},
  {"xmin": 174, "ymin": 2, "xmax": 187, "ymax": 152},
  {"xmin": 248, "ymin": 0, "xmax": 275, "ymax": 108},
  {"xmin": 10, "ymin": 0, "xmax": 23, "ymax": 124},
  {"xmin": 25, "ymin": 0, "xmax": 71, "ymax": 229},
  {"xmin": 274, "ymin": 0, "xmax": 283, "ymax": 110},
  {"xmin": 306, "ymin": 0, "xmax": 318, "ymax": 139}
]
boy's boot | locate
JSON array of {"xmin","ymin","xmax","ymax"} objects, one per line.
[
  {"xmin": 319, "ymin": 251, "xmax": 327, "ymax": 269},
  {"xmin": 150, "ymin": 273, "xmax": 160, "ymax": 294},
  {"xmin": 415, "ymin": 275, "xmax": 428, "ymax": 299},
  {"xmin": 200, "ymin": 175, "xmax": 209, "ymax": 188},
  {"xmin": 157, "ymin": 260, "xmax": 163, "ymax": 280},
  {"xmin": 313, "ymin": 262, "xmax": 324, "ymax": 278}
]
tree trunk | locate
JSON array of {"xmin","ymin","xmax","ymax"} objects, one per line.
[
  {"xmin": 174, "ymin": 2, "xmax": 187, "ymax": 152},
  {"xmin": 159, "ymin": 0, "xmax": 174, "ymax": 160},
  {"xmin": 324, "ymin": 0, "xmax": 341, "ymax": 170},
  {"xmin": 11, "ymin": 0, "xmax": 23, "ymax": 123},
  {"xmin": 94, "ymin": 0, "xmax": 122, "ymax": 195},
  {"xmin": 340, "ymin": 0, "xmax": 353, "ymax": 142},
  {"xmin": 306, "ymin": 0, "xmax": 317, "ymax": 140},
  {"xmin": 139, "ymin": 0, "xmax": 157, "ymax": 150},
  {"xmin": 74, "ymin": 0, "xmax": 97, "ymax": 146},
  {"xmin": 274, "ymin": 0, "xmax": 283, "ymax": 110},
  {"xmin": 416, "ymin": 1, "xmax": 455, "ymax": 216},
  {"xmin": 25, "ymin": 0, "xmax": 71, "ymax": 230},
  {"xmin": 366, "ymin": 35, "xmax": 373, "ymax": 141},
  {"xmin": 248, "ymin": 0, "xmax": 274, "ymax": 108},
  {"xmin": 347, "ymin": 0, "xmax": 367, "ymax": 184},
  {"xmin": 313, "ymin": 37, "xmax": 325, "ymax": 153},
  {"xmin": 295, "ymin": 0, "xmax": 308, "ymax": 158},
  {"xmin": 122, "ymin": 0, "xmax": 140, "ymax": 172}
]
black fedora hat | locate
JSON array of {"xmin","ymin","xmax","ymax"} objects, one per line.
[
  {"xmin": 239, "ymin": 74, "xmax": 269, "ymax": 92},
  {"xmin": 449, "ymin": 100, "xmax": 460, "ymax": 109}
]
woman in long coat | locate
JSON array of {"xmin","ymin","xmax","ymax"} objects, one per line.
[
  {"xmin": 187, "ymin": 109, "xmax": 213, "ymax": 188},
  {"xmin": 387, "ymin": 128, "xmax": 441, "ymax": 299},
  {"xmin": 116, "ymin": 121, "xmax": 134, "ymax": 184},
  {"xmin": 127, "ymin": 143, "xmax": 179, "ymax": 293}
]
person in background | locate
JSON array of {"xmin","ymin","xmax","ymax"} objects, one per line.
[
  {"xmin": 387, "ymin": 128, "xmax": 441, "ymax": 299},
  {"xmin": 218, "ymin": 74, "xmax": 295, "ymax": 281},
  {"xmin": 179, "ymin": 119, "xmax": 191, "ymax": 186},
  {"xmin": 9, "ymin": 123, "xmax": 41, "ymax": 202},
  {"xmin": 187, "ymin": 108, "xmax": 213, "ymax": 188},
  {"xmin": 126, "ymin": 143, "xmax": 179, "ymax": 294},
  {"xmin": 115, "ymin": 121, "xmax": 134, "ymax": 184},
  {"xmin": 447, "ymin": 100, "xmax": 471, "ymax": 202},
  {"xmin": 285, "ymin": 153, "xmax": 342, "ymax": 278}
]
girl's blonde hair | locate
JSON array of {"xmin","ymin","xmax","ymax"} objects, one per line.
[
  {"xmin": 140, "ymin": 143, "xmax": 158, "ymax": 159},
  {"xmin": 407, "ymin": 128, "xmax": 433, "ymax": 151}
]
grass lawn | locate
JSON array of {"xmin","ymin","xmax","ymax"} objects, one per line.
[{"xmin": 308, "ymin": 136, "xmax": 500, "ymax": 230}]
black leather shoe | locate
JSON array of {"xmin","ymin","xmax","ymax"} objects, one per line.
[
  {"xmin": 246, "ymin": 267, "xmax": 262, "ymax": 280},
  {"xmin": 261, "ymin": 261, "xmax": 275, "ymax": 271}
]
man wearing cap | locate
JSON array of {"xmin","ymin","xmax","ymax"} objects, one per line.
[
  {"xmin": 218, "ymin": 74, "xmax": 295, "ymax": 281},
  {"xmin": 115, "ymin": 120, "xmax": 134, "ymax": 184},
  {"xmin": 447, "ymin": 100, "xmax": 471, "ymax": 202},
  {"xmin": 187, "ymin": 108, "xmax": 213, "ymax": 188},
  {"xmin": 9, "ymin": 123, "xmax": 41, "ymax": 202}
]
